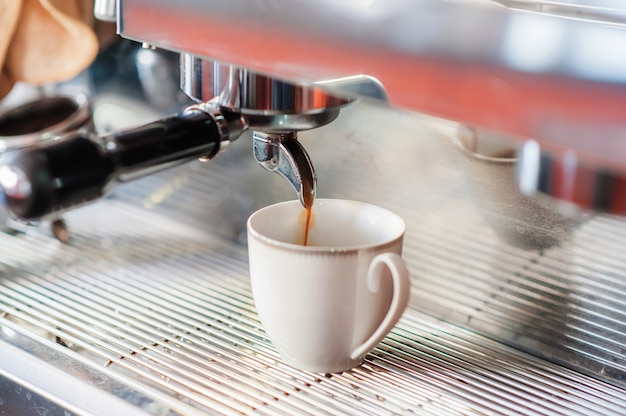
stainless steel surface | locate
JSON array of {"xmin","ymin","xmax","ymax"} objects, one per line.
[
  {"xmin": 188, "ymin": 63, "xmax": 349, "ymax": 133},
  {"xmin": 0, "ymin": 342, "xmax": 150, "ymax": 416},
  {"xmin": 253, "ymin": 132, "xmax": 316, "ymax": 209},
  {"xmin": 180, "ymin": 54, "xmax": 215, "ymax": 104},
  {"xmin": 495, "ymin": 0, "xmax": 626, "ymax": 25},
  {"xmin": 135, "ymin": 47, "xmax": 184, "ymax": 112},
  {"xmin": 0, "ymin": 101, "xmax": 625, "ymax": 414},
  {"xmin": 452, "ymin": 126, "xmax": 585, "ymax": 250},
  {"xmin": 518, "ymin": 139, "xmax": 626, "ymax": 215},
  {"xmin": 217, "ymin": 66, "xmax": 348, "ymax": 117},
  {"xmin": 181, "ymin": 57, "xmax": 386, "ymax": 108},
  {"xmin": 182, "ymin": 59, "xmax": 349, "ymax": 115},
  {"xmin": 119, "ymin": 0, "xmax": 626, "ymax": 175}
]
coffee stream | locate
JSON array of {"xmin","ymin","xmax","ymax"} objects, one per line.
[
  {"xmin": 300, "ymin": 180, "xmax": 315, "ymax": 246},
  {"xmin": 297, "ymin": 207, "xmax": 314, "ymax": 246},
  {"xmin": 303, "ymin": 207, "xmax": 312, "ymax": 246}
]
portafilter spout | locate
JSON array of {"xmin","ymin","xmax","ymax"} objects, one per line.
[
  {"xmin": 253, "ymin": 132, "xmax": 315, "ymax": 209},
  {"xmin": 182, "ymin": 59, "xmax": 351, "ymax": 209}
]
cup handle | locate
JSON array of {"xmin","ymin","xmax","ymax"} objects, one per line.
[{"xmin": 350, "ymin": 252, "xmax": 411, "ymax": 360}]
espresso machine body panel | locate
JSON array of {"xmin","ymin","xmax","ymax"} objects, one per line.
[
  {"xmin": 118, "ymin": 0, "xmax": 626, "ymax": 213},
  {"xmin": 120, "ymin": 0, "xmax": 626, "ymax": 169}
]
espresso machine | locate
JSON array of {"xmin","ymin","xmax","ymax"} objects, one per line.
[{"xmin": 0, "ymin": 0, "xmax": 625, "ymax": 415}]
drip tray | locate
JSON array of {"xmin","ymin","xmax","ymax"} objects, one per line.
[{"xmin": 0, "ymin": 196, "xmax": 624, "ymax": 415}]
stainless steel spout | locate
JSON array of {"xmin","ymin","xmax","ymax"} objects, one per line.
[
  {"xmin": 180, "ymin": 57, "xmax": 390, "ymax": 207},
  {"xmin": 253, "ymin": 131, "xmax": 316, "ymax": 209}
]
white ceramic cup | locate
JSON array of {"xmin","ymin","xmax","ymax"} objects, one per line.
[{"xmin": 247, "ymin": 199, "xmax": 411, "ymax": 373}]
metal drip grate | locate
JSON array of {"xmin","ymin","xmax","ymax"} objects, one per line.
[
  {"xmin": 403, "ymin": 203, "xmax": 626, "ymax": 385},
  {"xmin": 0, "ymin": 199, "xmax": 625, "ymax": 415},
  {"xmin": 0, "ymin": 102, "xmax": 625, "ymax": 414}
]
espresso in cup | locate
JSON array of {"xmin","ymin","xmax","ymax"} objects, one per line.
[{"xmin": 247, "ymin": 199, "xmax": 411, "ymax": 373}]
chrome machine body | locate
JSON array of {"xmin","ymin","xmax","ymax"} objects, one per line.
[{"xmin": 1, "ymin": 1, "xmax": 625, "ymax": 415}]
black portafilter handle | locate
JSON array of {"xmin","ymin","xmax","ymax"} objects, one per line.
[{"xmin": 0, "ymin": 105, "xmax": 246, "ymax": 220}]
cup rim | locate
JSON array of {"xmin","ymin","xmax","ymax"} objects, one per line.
[{"xmin": 247, "ymin": 198, "xmax": 405, "ymax": 253}]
